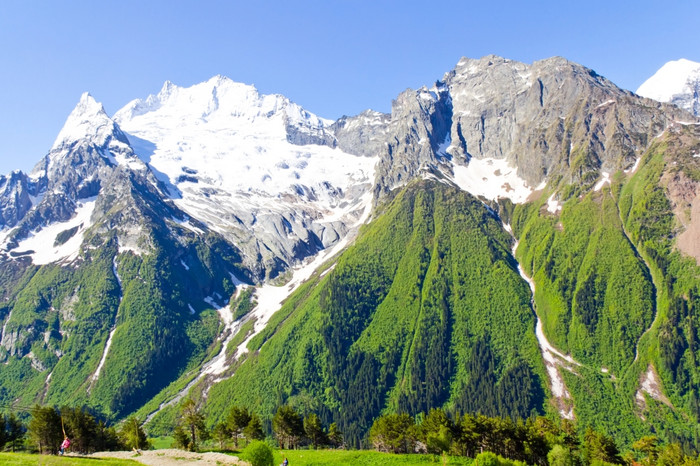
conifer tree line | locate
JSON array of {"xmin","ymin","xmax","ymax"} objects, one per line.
[
  {"xmin": 4, "ymin": 400, "xmax": 700, "ymax": 465},
  {"xmin": 366, "ymin": 408, "xmax": 700, "ymax": 465},
  {"xmin": 169, "ymin": 399, "xmax": 700, "ymax": 465},
  {"xmin": 171, "ymin": 400, "xmax": 343, "ymax": 452},
  {"xmin": 0, "ymin": 405, "xmax": 149, "ymax": 454}
]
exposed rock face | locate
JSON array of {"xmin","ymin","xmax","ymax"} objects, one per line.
[
  {"xmin": 659, "ymin": 123, "xmax": 700, "ymax": 264},
  {"xmin": 0, "ymin": 94, "xmax": 151, "ymax": 259},
  {"xmin": 0, "ymin": 171, "xmax": 43, "ymax": 228},
  {"xmin": 332, "ymin": 110, "xmax": 391, "ymax": 158},
  {"xmin": 357, "ymin": 55, "xmax": 695, "ymax": 203},
  {"xmin": 374, "ymin": 84, "xmax": 454, "ymax": 196}
]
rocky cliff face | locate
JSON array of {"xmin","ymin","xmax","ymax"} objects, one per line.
[
  {"xmin": 363, "ymin": 56, "xmax": 694, "ymax": 204},
  {"xmin": 372, "ymin": 56, "xmax": 688, "ymax": 197}
]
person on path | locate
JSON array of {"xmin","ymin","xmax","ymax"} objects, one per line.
[
  {"xmin": 60, "ymin": 436, "xmax": 71, "ymax": 455},
  {"xmin": 282, "ymin": 458, "xmax": 288, "ymax": 466}
]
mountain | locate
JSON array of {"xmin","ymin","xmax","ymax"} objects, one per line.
[
  {"xmin": 1, "ymin": 55, "xmax": 700, "ymax": 451},
  {"xmin": 0, "ymin": 75, "xmax": 378, "ymax": 419},
  {"xmin": 112, "ymin": 75, "xmax": 375, "ymax": 281},
  {"xmin": 199, "ymin": 56, "xmax": 700, "ymax": 448},
  {"xmin": 637, "ymin": 59, "xmax": 700, "ymax": 116}
]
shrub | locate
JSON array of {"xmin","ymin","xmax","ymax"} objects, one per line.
[{"xmin": 243, "ymin": 440, "xmax": 274, "ymax": 466}]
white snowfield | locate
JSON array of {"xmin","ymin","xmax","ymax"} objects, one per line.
[
  {"xmin": 52, "ymin": 93, "xmax": 123, "ymax": 151},
  {"xmin": 111, "ymin": 76, "xmax": 377, "ymax": 247},
  {"xmin": 49, "ymin": 93, "xmax": 135, "ymax": 174},
  {"xmin": 451, "ymin": 157, "xmax": 537, "ymax": 204},
  {"xmin": 9, "ymin": 197, "xmax": 97, "ymax": 265},
  {"xmin": 437, "ymin": 133, "xmax": 541, "ymax": 204},
  {"xmin": 636, "ymin": 59, "xmax": 700, "ymax": 105}
]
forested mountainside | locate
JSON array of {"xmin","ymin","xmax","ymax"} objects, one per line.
[{"xmin": 1, "ymin": 55, "xmax": 700, "ymax": 452}]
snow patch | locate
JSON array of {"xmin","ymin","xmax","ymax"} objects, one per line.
[
  {"xmin": 228, "ymin": 272, "xmax": 245, "ymax": 287},
  {"xmin": 635, "ymin": 364, "xmax": 672, "ymax": 410},
  {"xmin": 10, "ymin": 197, "xmax": 97, "ymax": 265},
  {"xmin": 511, "ymin": 236, "xmax": 580, "ymax": 419},
  {"xmin": 201, "ymin": 298, "xmax": 236, "ymax": 375},
  {"xmin": 625, "ymin": 157, "xmax": 643, "ymax": 174},
  {"xmin": 546, "ymin": 193, "xmax": 562, "ymax": 213},
  {"xmin": 594, "ymin": 171, "xmax": 610, "ymax": 191},
  {"xmin": 595, "ymin": 99, "xmax": 615, "ymax": 109},
  {"xmin": 450, "ymin": 157, "xmax": 536, "ymax": 203},
  {"xmin": 90, "ymin": 256, "xmax": 123, "ymax": 388},
  {"xmin": 0, "ymin": 308, "xmax": 14, "ymax": 350},
  {"xmin": 233, "ymin": 192, "xmax": 373, "ymax": 360},
  {"xmin": 172, "ymin": 217, "xmax": 204, "ymax": 235}
]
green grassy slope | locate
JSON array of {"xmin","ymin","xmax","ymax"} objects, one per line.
[
  {"xmin": 0, "ymin": 174, "xmax": 246, "ymax": 420},
  {"xmin": 511, "ymin": 126, "xmax": 700, "ymax": 449},
  {"xmin": 206, "ymin": 180, "xmax": 547, "ymax": 447}
]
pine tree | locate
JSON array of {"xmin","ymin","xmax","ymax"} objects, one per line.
[
  {"xmin": 212, "ymin": 422, "xmax": 231, "ymax": 450},
  {"xmin": 6, "ymin": 413, "xmax": 26, "ymax": 452},
  {"xmin": 303, "ymin": 413, "xmax": 327, "ymax": 449},
  {"xmin": 180, "ymin": 399, "xmax": 208, "ymax": 451},
  {"xmin": 243, "ymin": 414, "xmax": 265, "ymax": 444},
  {"xmin": 368, "ymin": 413, "xmax": 416, "ymax": 454},
  {"xmin": 0, "ymin": 415, "xmax": 6, "ymax": 451},
  {"xmin": 173, "ymin": 424, "xmax": 190, "ymax": 450},
  {"xmin": 61, "ymin": 405, "xmax": 98, "ymax": 454},
  {"xmin": 328, "ymin": 422, "xmax": 343, "ymax": 449},
  {"xmin": 119, "ymin": 416, "xmax": 150, "ymax": 450},
  {"xmin": 28, "ymin": 405, "xmax": 63, "ymax": 454},
  {"xmin": 272, "ymin": 405, "xmax": 304, "ymax": 450},
  {"xmin": 226, "ymin": 405, "xmax": 251, "ymax": 448}
]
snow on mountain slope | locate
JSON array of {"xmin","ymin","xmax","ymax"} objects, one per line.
[
  {"xmin": 114, "ymin": 75, "xmax": 377, "ymax": 279},
  {"xmin": 10, "ymin": 196, "xmax": 97, "ymax": 265},
  {"xmin": 52, "ymin": 93, "xmax": 121, "ymax": 150},
  {"xmin": 637, "ymin": 59, "xmax": 700, "ymax": 116},
  {"xmin": 48, "ymin": 93, "xmax": 138, "ymax": 173}
]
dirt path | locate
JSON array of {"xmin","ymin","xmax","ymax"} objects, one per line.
[{"xmin": 86, "ymin": 449, "xmax": 247, "ymax": 465}]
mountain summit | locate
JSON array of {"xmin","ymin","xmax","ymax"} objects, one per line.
[
  {"xmin": 113, "ymin": 75, "xmax": 375, "ymax": 280},
  {"xmin": 637, "ymin": 58, "xmax": 700, "ymax": 116}
]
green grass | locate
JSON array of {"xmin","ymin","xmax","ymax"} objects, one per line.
[
  {"xmin": 0, "ymin": 452, "xmax": 139, "ymax": 465},
  {"xmin": 268, "ymin": 449, "xmax": 472, "ymax": 465},
  {"xmin": 148, "ymin": 436, "xmax": 173, "ymax": 450}
]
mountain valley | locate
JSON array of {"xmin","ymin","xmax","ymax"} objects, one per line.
[{"xmin": 1, "ymin": 54, "xmax": 700, "ymax": 453}]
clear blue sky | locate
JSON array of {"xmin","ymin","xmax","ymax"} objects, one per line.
[{"xmin": 1, "ymin": 0, "xmax": 698, "ymax": 175}]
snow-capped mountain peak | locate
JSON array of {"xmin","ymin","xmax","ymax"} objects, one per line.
[
  {"xmin": 115, "ymin": 75, "xmax": 277, "ymax": 125},
  {"xmin": 111, "ymin": 75, "xmax": 374, "ymax": 279},
  {"xmin": 51, "ymin": 92, "xmax": 119, "ymax": 150},
  {"xmin": 637, "ymin": 59, "xmax": 700, "ymax": 116}
]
